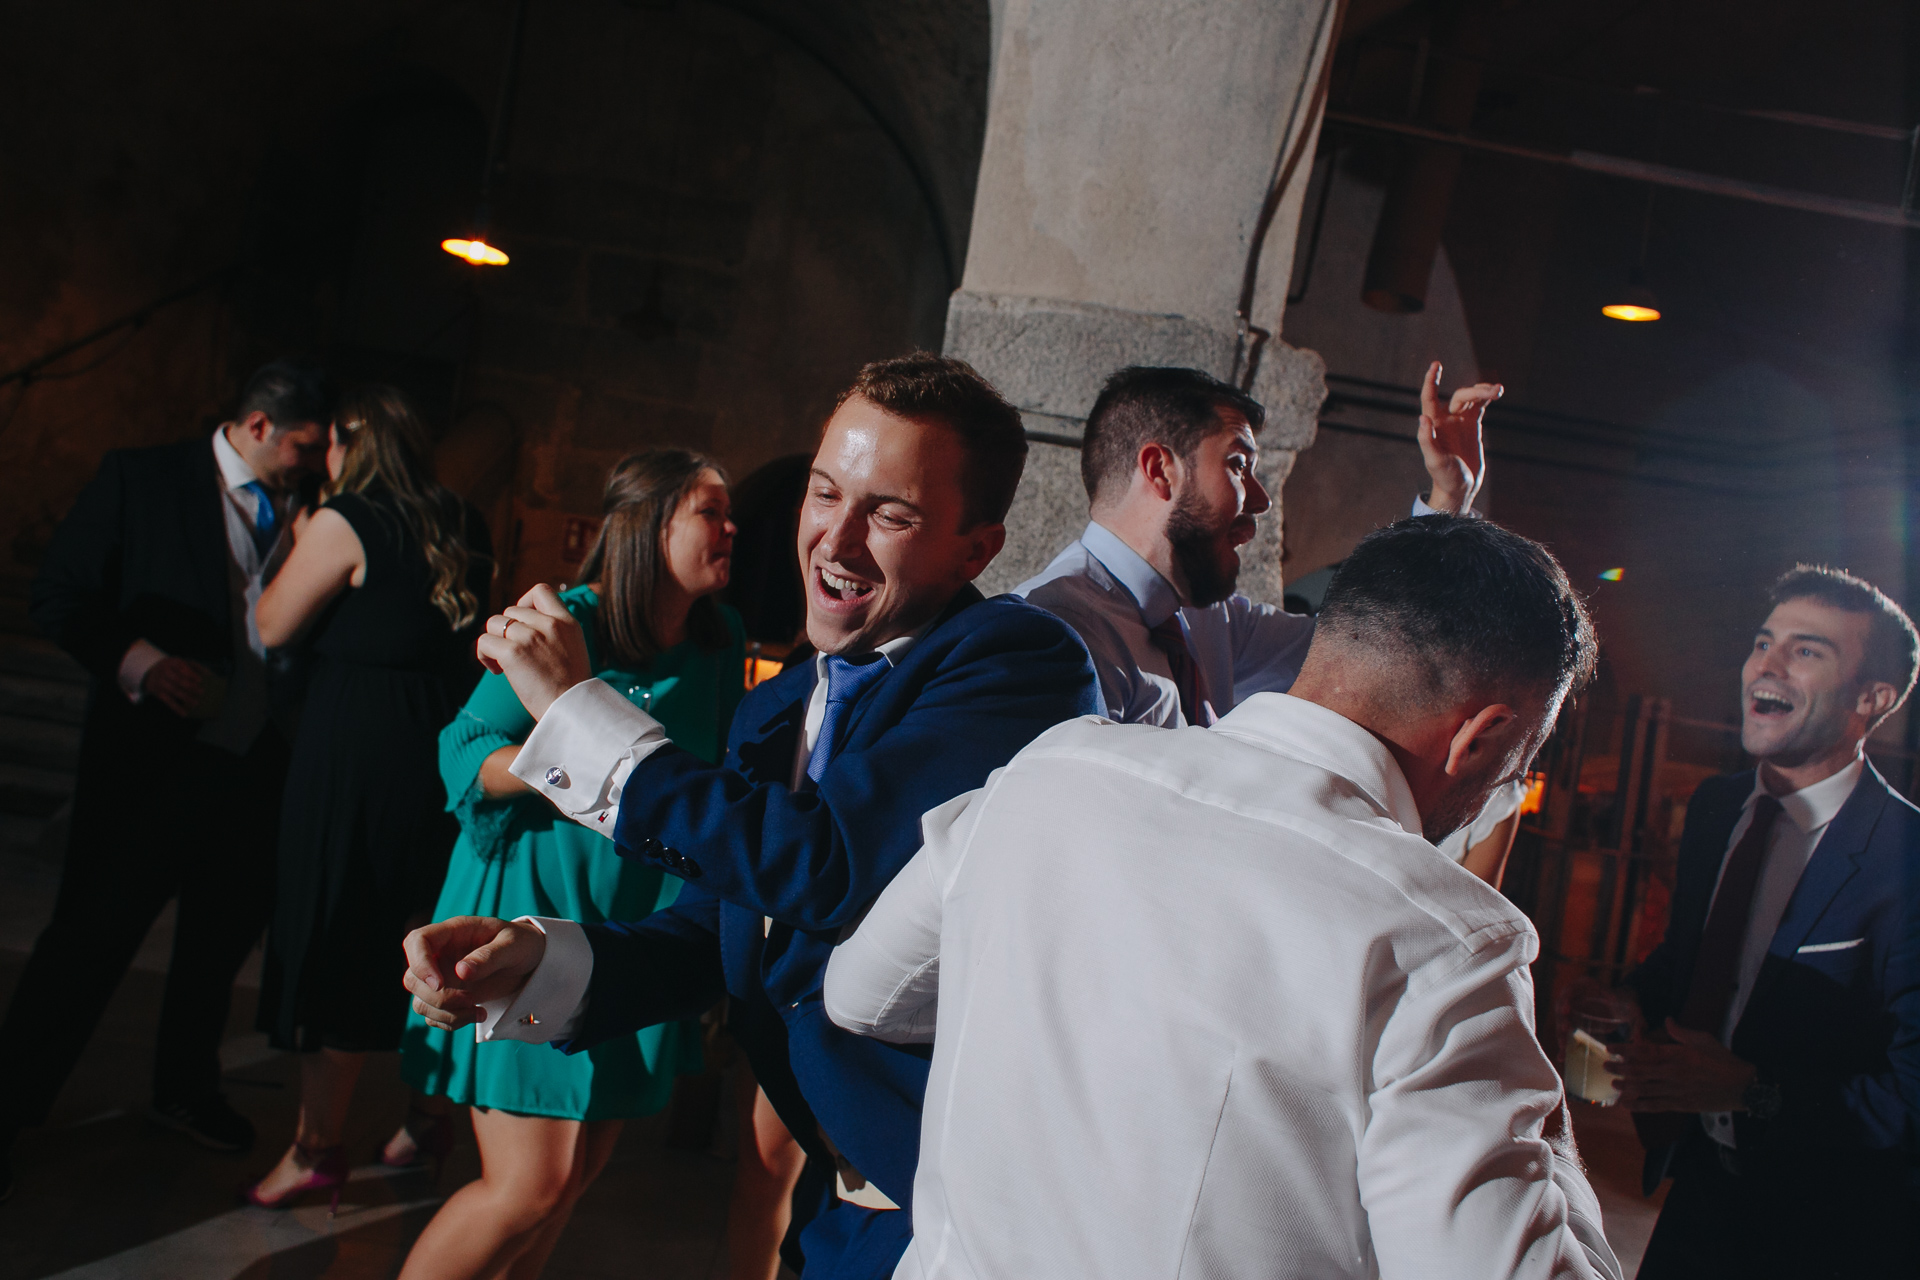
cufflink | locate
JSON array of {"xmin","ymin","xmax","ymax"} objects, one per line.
[
  {"xmin": 546, "ymin": 767, "xmax": 568, "ymax": 788},
  {"xmin": 518, "ymin": 1013, "xmax": 540, "ymax": 1026}
]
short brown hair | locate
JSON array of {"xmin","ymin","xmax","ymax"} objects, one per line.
[
  {"xmin": 835, "ymin": 352, "xmax": 1027, "ymax": 528},
  {"xmin": 1080, "ymin": 366, "xmax": 1267, "ymax": 503},
  {"xmin": 1769, "ymin": 564, "xmax": 1919, "ymax": 724}
]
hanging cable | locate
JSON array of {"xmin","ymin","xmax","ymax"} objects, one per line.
[{"xmin": 1231, "ymin": 0, "xmax": 1343, "ymax": 391}]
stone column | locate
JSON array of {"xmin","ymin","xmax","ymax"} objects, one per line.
[{"xmin": 945, "ymin": 0, "xmax": 1340, "ymax": 601}]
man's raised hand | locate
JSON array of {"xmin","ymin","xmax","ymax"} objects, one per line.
[
  {"xmin": 475, "ymin": 583, "xmax": 592, "ymax": 720},
  {"xmin": 403, "ymin": 915, "xmax": 548, "ymax": 1032},
  {"xmin": 1417, "ymin": 360, "xmax": 1502, "ymax": 515}
]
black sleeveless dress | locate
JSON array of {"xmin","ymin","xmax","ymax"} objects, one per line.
[{"xmin": 259, "ymin": 486, "xmax": 490, "ymax": 1053}]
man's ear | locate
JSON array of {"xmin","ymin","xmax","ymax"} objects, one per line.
[
  {"xmin": 1444, "ymin": 702, "xmax": 1517, "ymax": 777},
  {"xmin": 1858, "ymin": 680, "xmax": 1900, "ymax": 724},
  {"xmin": 238, "ymin": 410, "xmax": 274, "ymax": 443},
  {"xmin": 1137, "ymin": 442, "xmax": 1180, "ymax": 502},
  {"xmin": 957, "ymin": 522, "xmax": 1007, "ymax": 583}
]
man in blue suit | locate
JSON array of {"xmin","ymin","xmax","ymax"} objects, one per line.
[
  {"xmin": 1608, "ymin": 564, "xmax": 1920, "ymax": 1278},
  {"xmin": 405, "ymin": 353, "xmax": 1101, "ymax": 1278}
]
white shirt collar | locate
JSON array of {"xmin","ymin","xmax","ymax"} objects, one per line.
[
  {"xmin": 809, "ymin": 621, "xmax": 928, "ymax": 682},
  {"xmin": 1081, "ymin": 521, "xmax": 1182, "ymax": 628},
  {"xmin": 1751, "ymin": 755, "xmax": 1863, "ymax": 835},
  {"xmin": 211, "ymin": 424, "xmax": 263, "ymax": 493},
  {"xmin": 1212, "ymin": 692, "xmax": 1426, "ymax": 837}
]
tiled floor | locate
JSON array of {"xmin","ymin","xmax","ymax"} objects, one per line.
[
  {"xmin": 0, "ymin": 854, "xmax": 1663, "ymax": 1278},
  {"xmin": 0, "ymin": 869, "xmax": 747, "ymax": 1280}
]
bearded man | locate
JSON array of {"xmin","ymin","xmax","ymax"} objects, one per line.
[{"xmin": 1017, "ymin": 361, "xmax": 1499, "ymax": 727}]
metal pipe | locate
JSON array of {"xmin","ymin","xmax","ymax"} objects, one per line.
[
  {"xmin": 0, "ymin": 267, "xmax": 237, "ymax": 390},
  {"xmin": 1326, "ymin": 109, "xmax": 1920, "ymax": 231}
]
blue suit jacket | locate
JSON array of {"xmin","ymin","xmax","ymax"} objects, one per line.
[
  {"xmin": 1628, "ymin": 762, "xmax": 1920, "ymax": 1167},
  {"xmin": 560, "ymin": 586, "xmax": 1101, "ymax": 1278}
]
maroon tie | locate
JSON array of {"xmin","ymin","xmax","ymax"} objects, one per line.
[
  {"xmin": 1148, "ymin": 616, "xmax": 1213, "ymax": 726},
  {"xmin": 1677, "ymin": 794, "xmax": 1784, "ymax": 1036}
]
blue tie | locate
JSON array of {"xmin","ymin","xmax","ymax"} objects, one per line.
[
  {"xmin": 806, "ymin": 654, "xmax": 893, "ymax": 784},
  {"xmin": 241, "ymin": 480, "xmax": 279, "ymax": 559}
]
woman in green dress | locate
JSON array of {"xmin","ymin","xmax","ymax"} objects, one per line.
[{"xmin": 397, "ymin": 449, "xmax": 744, "ymax": 1280}]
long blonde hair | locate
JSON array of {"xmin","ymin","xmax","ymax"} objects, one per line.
[{"xmin": 328, "ymin": 385, "xmax": 484, "ymax": 630}]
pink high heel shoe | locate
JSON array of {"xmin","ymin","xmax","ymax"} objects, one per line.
[
  {"xmin": 379, "ymin": 1106, "xmax": 456, "ymax": 1187},
  {"xmin": 242, "ymin": 1142, "xmax": 349, "ymax": 1217}
]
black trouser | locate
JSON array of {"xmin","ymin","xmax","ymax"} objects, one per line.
[
  {"xmin": 1638, "ymin": 1127, "xmax": 1917, "ymax": 1279},
  {"xmin": 0, "ymin": 730, "xmax": 287, "ymax": 1129}
]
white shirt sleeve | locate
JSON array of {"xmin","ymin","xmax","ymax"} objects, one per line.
[
  {"xmin": 825, "ymin": 786, "xmax": 988, "ymax": 1044},
  {"xmin": 1360, "ymin": 927, "xmax": 1621, "ymax": 1279},
  {"xmin": 474, "ymin": 916, "xmax": 595, "ymax": 1043},
  {"xmin": 118, "ymin": 638, "xmax": 168, "ymax": 704},
  {"xmin": 508, "ymin": 678, "xmax": 676, "ymax": 838}
]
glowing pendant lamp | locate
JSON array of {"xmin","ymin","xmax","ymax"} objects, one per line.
[{"xmin": 442, "ymin": 0, "xmax": 528, "ymax": 269}]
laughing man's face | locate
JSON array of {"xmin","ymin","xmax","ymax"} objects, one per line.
[
  {"xmin": 797, "ymin": 396, "xmax": 1003, "ymax": 656},
  {"xmin": 1740, "ymin": 597, "xmax": 1875, "ymax": 766}
]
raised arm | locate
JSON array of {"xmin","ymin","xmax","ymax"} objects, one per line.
[{"xmin": 1417, "ymin": 360, "xmax": 1502, "ymax": 516}]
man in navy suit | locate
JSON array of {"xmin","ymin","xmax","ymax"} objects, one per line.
[
  {"xmin": 0, "ymin": 359, "xmax": 333, "ymax": 1201},
  {"xmin": 404, "ymin": 353, "xmax": 1101, "ymax": 1278},
  {"xmin": 1607, "ymin": 564, "xmax": 1920, "ymax": 1278}
]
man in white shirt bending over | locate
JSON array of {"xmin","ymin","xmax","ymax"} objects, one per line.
[
  {"xmin": 825, "ymin": 513, "xmax": 1621, "ymax": 1280},
  {"xmin": 1017, "ymin": 360, "xmax": 1500, "ymax": 727}
]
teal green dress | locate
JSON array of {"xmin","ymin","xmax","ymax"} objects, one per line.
[{"xmin": 400, "ymin": 587, "xmax": 746, "ymax": 1119}]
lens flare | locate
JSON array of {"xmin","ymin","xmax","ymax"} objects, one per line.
[
  {"xmin": 1598, "ymin": 567, "xmax": 1624, "ymax": 581},
  {"xmin": 1601, "ymin": 303, "xmax": 1660, "ymax": 322}
]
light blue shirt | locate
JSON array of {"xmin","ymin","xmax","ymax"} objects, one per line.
[{"xmin": 1014, "ymin": 521, "xmax": 1315, "ymax": 727}]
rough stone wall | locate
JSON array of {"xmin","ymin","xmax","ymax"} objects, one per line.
[{"xmin": 946, "ymin": 0, "xmax": 1341, "ymax": 603}]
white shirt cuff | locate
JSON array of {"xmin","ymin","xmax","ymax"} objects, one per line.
[
  {"xmin": 118, "ymin": 638, "xmax": 168, "ymax": 704},
  {"xmin": 1412, "ymin": 494, "xmax": 1477, "ymax": 518},
  {"xmin": 475, "ymin": 917, "xmax": 593, "ymax": 1043},
  {"xmin": 508, "ymin": 678, "xmax": 674, "ymax": 838}
]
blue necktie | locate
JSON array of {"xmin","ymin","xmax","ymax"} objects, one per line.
[
  {"xmin": 241, "ymin": 480, "xmax": 280, "ymax": 559},
  {"xmin": 806, "ymin": 654, "xmax": 893, "ymax": 784}
]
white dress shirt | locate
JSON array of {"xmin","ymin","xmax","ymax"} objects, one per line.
[
  {"xmin": 824, "ymin": 693, "xmax": 1619, "ymax": 1280},
  {"xmin": 473, "ymin": 630, "xmax": 926, "ymax": 1046},
  {"xmin": 1699, "ymin": 756, "xmax": 1863, "ymax": 1148},
  {"xmin": 117, "ymin": 426, "xmax": 290, "ymax": 753}
]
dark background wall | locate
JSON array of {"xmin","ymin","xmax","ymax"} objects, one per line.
[
  {"xmin": 0, "ymin": 0, "xmax": 989, "ymax": 627},
  {"xmin": 1281, "ymin": 0, "xmax": 1920, "ymax": 741}
]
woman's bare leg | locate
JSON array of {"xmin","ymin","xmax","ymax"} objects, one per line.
[
  {"xmin": 499, "ymin": 1119, "xmax": 624, "ymax": 1280},
  {"xmin": 726, "ymin": 1068, "xmax": 805, "ymax": 1280},
  {"xmin": 398, "ymin": 1109, "xmax": 589, "ymax": 1280},
  {"xmin": 252, "ymin": 1048, "xmax": 365, "ymax": 1199}
]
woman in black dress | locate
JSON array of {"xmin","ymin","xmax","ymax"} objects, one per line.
[{"xmin": 245, "ymin": 385, "xmax": 489, "ymax": 1208}]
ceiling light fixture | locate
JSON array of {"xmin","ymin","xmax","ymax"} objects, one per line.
[
  {"xmin": 442, "ymin": 0, "xmax": 528, "ymax": 269},
  {"xmin": 1601, "ymin": 288, "xmax": 1660, "ymax": 323},
  {"xmin": 442, "ymin": 237, "xmax": 510, "ymax": 267},
  {"xmin": 1603, "ymin": 186, "xmax": 1661, "ymax": 322}
]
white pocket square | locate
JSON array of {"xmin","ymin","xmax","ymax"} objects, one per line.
[{"xmin": 1797, "ymin": 938, "xmax": 1865, "ymax": 954}]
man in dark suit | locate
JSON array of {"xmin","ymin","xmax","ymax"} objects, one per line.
[
  {"xmin": 0, "ymin": 360, "xmax": 335, "ymax": 1197},
  {"xmin": 1609, "ymin": 564, "xmax": 1920, "ymax": 1278},
  {"xmin": 405, "ymin": 353, "xmax": 1101, "ymax": 1278}
]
